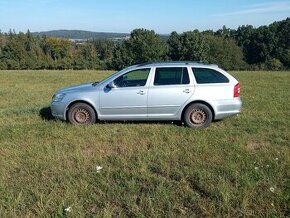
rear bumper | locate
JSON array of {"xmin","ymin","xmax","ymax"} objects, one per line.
[
  {"xmin": 50, "ymin": 101, "xmax": 66, "ymax": 120},
  {"xmin": 214, "ymin": 98, "xmax": 242, "ymax": 120}
]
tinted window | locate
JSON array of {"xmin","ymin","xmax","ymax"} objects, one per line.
[
  {"xmin": 154, "ymin": 67, "xmax": 190, "ymax": 85},
  {"xmin": 192, "ymin": 68, "xmax": 229, "ymax": 84},
  {"xmin": 114, "ymin": 68, "xmax": 150, "ymax": 87}
]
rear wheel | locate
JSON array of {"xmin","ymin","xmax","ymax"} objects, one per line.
[
  {"xmin": 67, "ymin": 103, "xmax": 96, "ymax": 125},
  {"xmin": 183, "ymin": 103, "xmax": 212, "ymax": 128}
]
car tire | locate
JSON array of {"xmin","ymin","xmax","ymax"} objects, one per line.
[
  {"xmin": 183, "ymin": 103, "xmax": 212, "ymax": 128},
  {"xmin": 67, "ymin": 103, "xmax": 97, "ymax": 125}
]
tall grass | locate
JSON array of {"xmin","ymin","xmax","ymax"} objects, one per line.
[{"xmin": 0, "ymin": 70, "xmax": 289, "ymax": 217}]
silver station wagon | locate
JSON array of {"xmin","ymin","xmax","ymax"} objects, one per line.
[{"xmin": 51, "ymin": 62, "xmax": 242, "ymax": 128}]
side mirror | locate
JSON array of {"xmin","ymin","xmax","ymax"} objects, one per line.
[{"xmin": 106, "ymin": 81, "xmax": 117, "ymax": 89}]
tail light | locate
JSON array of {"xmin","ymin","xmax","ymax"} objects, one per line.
[{"xmin": 234, "ymin": 83, "xmax": 240, "ymax": 97}]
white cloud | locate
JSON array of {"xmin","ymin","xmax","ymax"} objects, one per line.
[{"xmin": 213, "ymin": 1, "xmax": 290, "ymax": 17}]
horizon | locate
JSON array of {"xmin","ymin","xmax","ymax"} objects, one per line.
[
  {"xmin": 2, "ymin": 16, "xmax": 289, "ymax": 35},
  {"xmin": 0, "ymin": 0, "xmax": 290, "ymax": 34}
]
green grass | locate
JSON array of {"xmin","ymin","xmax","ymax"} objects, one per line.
[{"xmin": 0, "ymin": 70, "xmax": 289, "ymax": 217}]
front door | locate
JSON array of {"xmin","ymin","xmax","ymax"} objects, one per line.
[{"xmin": 99, "ymin": 68, "xmax": 151, "ymax": 120}]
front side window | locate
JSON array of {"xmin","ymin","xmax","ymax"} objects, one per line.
[
  {"xmin": 192, "ymin": 68, "xmax": 229, "ymax": 84},
  {"xmin": 114, "ymin": 68, "xmax": 150, "ymax": 88},
  {"xmin": 154, "ymin": 67, "xmax": 190, "ymax": 85}
]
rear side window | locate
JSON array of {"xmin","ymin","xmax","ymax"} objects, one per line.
[
  {"xmin": 154, "ymin": 67, "xmax": 190, "ymax": 85},
  {"xmin": 192, "ymin": 68, "xmax": 229, "ymax": 84}
]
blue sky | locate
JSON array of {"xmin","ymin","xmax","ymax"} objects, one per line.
[{"xmin": 0, "ymin": 0, "xmax": 289, "ymax": 33}]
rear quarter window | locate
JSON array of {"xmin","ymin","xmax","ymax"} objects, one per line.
[{"xmin": 192, "ymin": 68, "xmax": 229, "ymax": 84}]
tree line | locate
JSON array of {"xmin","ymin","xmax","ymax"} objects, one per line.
[{"xmin": 0, "ymin": 18, "xmax": 289, "ymax": 71}]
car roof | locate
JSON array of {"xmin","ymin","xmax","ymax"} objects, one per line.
[{"xmin": 135, "ymin": 61, "xmax": 218, "ymax": 68}]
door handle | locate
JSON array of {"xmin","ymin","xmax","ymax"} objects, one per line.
[
  {"xmin": 137, "ymin": 90, "xmax": 146, "ymax": 95},
  {"xmin": 183, "ymin": 89, "xmax": 191, "ymax": 93}
]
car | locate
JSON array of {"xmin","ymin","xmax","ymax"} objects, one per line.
[{"xmin": 51, "ymin": 62, "xmax": 242, "ymax": 128}]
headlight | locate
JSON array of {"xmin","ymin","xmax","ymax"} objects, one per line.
[{"xmin": 52, "ymin": 93, "xmax": 66, "ymax": 102}]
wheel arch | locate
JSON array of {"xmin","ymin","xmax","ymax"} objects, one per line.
[
  {"xmin": 65, "ymin": 100, "xmax": 98, "ymax": 121},
  {"xmin": 181, "ymin": 100, "xmax": 215, "ymax": 121}
]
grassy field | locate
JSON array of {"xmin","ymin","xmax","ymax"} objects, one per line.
[{"xmin": 0, "ymin": 70, "xmax": 289, "ymax": 217}]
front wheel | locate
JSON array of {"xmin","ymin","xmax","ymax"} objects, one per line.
[
  {"xmin": 183, "ymin": 103, "xmax": 213, "ymax": 128},
  {"xmin": 67, "ymin": 103, "xmax": 97, "ymax": 125}
]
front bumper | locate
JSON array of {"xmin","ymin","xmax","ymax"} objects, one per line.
[{"xmin": 50, "ymin": 101, "xmax": 67, "ymax": 120}]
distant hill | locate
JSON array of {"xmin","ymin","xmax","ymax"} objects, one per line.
[{"xmin": 32, "ymin": 30, "xmax": 130, "ymax": 40}]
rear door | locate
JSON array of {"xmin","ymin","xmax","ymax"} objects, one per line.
[{"xmin": 147, "ymin": 67, "xmax": 194, "ymax": 119}]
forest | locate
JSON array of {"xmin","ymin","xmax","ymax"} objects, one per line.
[{"xmin": 0, "ymin": 18, "xmax": 289, "ymax": 71}]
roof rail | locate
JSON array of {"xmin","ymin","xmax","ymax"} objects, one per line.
[{"xmin": 137, "ymin": 61, "xmax": 206, "ymax": 66}]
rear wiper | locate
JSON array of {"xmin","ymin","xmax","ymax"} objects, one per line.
[{"xmin": 92, "ymin": 81, "xmax": 99, "ymax": 86}]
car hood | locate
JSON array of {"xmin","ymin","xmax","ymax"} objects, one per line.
[{"xmin": 57, "ymin": 82, "xmax": 98, "ymax": 94}]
